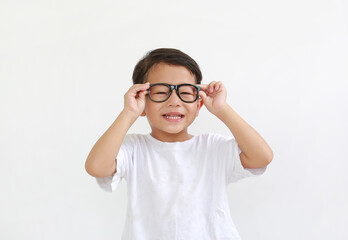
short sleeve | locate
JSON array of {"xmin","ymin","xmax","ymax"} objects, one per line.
[
  {"xmin": 96, "ymin": 135, "xmax": 134, "ymax": 192},
  {"xmin": 216, "ymin": 135, "xmax": 266, "ymax": 185}
]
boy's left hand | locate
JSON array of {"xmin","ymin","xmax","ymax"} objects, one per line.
[{"xmin": 198, "ymin": 81, "xmax": 228, "ymax": 116}]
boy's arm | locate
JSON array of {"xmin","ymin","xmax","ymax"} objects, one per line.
[
  {"xmin": 199, "ymin": 81, "xmax": 273, "ymax": 169},
  {"xmin": 85, "ymin": 83, "xmax": 150, "ymax": 178}
]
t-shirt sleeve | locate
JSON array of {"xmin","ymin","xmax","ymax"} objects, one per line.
[
  {"xmin": 95, "ymin": 134, "xmax": 134, "ymax": 192},
  {"xmin": 215, "ymin": 134, "xmax": 266, "ymax": 185}
]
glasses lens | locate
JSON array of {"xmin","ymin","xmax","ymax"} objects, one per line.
[
  {"xmin": 178, "ymin": 85, "xmax": 198, "ymax": 102},
  {"xmin": 149, "ymin": 84, "xmax": 170, "ymax": 102}
]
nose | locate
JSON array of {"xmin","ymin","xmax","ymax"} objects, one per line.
[{"xmin": 167, "ymin": 89, "xmax": 181, "ymax": 106}]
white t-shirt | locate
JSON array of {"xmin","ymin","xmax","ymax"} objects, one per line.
[{"xmin": 96, "ymin": 133, "xmax": 266, "ymax": 240}]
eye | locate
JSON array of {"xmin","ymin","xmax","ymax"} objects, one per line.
[
  {"xmin": 179, "ymin": 85, "xmax": 196, "ymax": 96},
  {"xmin": 180, "ymin": 91, "xmax": 193, "ymax": 95},
  {"xmin": 154, "ymin": 91, "xmax": 168, "ymax": 95},
  {"xmin": 150, "ymin": 85, "xmax": 170, "ymax": 95}
]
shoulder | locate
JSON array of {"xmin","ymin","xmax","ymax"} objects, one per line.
[
  {"xmin": 194, "ymin": 133, "xmax": 236, "ymax": 147},
  {"xmin": 195, "ymin": 133, "xmax": 234, "ymax": 142},
  {"xmin": 124, "ymin": 133, "xmax": 146, "ymax": 141},
  {"xmin": 122, "ymin": 134, "xmax": 150, "ymax": 146}
]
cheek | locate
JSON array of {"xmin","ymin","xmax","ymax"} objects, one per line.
[
  {"xmin": 186, "ymin": 106, "xmax": 199, "ymax": 119},
  {"xmin": 144, "ymin": 100, "xmax": 153, "ymax": 112},
  {"xmin": 144, "ymin": 102, "xmax": 160, "ymax": 115},
  {"xmin": 194, "ymin": 102, "xmax": 202, "ymax": 117}
]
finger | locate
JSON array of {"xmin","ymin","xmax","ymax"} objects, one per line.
[
  {"xmin": 208, "ymin": 81, "xmax": 216, "ymax": 93},
  {"xmin": 136, "ymin": 88, "xmax": 149, "ymax": 98},
  {"xmin": 197, "ymin": 84, "xmax": 209, "ymax": 94},
  {"xmin": 137, "ymin": 89, "xmax": 148, "ymax": 100},
  {"xmin": 127, "ymin": 82, "xmax": 150, "ymax": 96},
  {"xmin": 214, "ymin": 81, "xmax": 222, "ymax": 91},
  {"xmin": 198, "ymin": 84, "xmax": 209, "ymax": 90},
  {"xmin": 133, "ymin": 82, "xmax": 150, "ymax": 91},
  {"xmin": 198, "ymin": 83, "xmax": 216, "ymax": 92}
]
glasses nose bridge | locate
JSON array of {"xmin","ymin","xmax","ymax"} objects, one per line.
[
  {"xmin": 167, "ymin": 85, "xmax": 181, "ymax": 102},
  {"xmin": 169, "ymin": 85, "xmax": 178, "ymax": 91}
]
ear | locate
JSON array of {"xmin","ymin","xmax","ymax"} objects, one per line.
[{"xmin": 195, "ymin": 98, "xmax": 204, "ymax": 117}]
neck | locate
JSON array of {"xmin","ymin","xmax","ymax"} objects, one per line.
[{"xmin": 150, "ymin": 131, "xmax": 193, "ymax": 142}]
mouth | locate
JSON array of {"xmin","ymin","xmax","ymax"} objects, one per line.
[{"xmin": 162, "ymin": 113, "xmax": 184, "ymax": 120}]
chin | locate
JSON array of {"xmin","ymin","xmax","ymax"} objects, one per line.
[{"xmin": 158, "ymin": 127, "xmax": 188, "ymax": 135}]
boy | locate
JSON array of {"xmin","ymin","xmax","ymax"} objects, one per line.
[{"xmin": 85, "ymin": 48, "xmax": 273, "ymax": 239}]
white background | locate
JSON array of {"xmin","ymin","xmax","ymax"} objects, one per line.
[{"xmin": 1, "ymin": 0, "xmax": 347, "ymax": 239}]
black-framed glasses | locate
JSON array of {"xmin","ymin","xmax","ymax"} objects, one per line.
[{"xmin": 148, "ymin": 83, "xmax": 200, "ymax": 103}]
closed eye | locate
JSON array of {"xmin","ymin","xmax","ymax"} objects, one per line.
[{"xmin": 180, "ymin": 92, "xmax": 194, "ymax": 95}]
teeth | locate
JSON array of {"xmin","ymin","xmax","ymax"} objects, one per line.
[{"xmin": 165, "ymin": 115, "xmax": 182, "ymax": 119}]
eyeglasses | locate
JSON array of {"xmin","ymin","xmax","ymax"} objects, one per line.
[{"xmin": 148, "ymin": 83, "xmax": 200, "ymax": 103}]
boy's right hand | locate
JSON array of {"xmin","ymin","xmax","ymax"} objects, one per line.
[{"xmin": 123, "ymin": 82, "xmax": 150, "ymax": 117}]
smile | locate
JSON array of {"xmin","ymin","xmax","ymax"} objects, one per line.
[{"xmin": 163, "ymin": 114, "xmax": 184, "ymax": 119}]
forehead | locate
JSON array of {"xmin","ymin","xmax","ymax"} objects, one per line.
[{"xmin": 147, "ymin": 63, "xmax": 196, "ymax": 85}]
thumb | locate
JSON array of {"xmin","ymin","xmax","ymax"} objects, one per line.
[
  {"xmin": 199, "ymin": 91, "xmax": 207, "ymax": 102},
  {"xmin": 138, "ymin": 90, "xmax": 148, "ymax": 101}
]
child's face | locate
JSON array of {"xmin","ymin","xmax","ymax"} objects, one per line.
[{"xmin": 142, "ymin": 63, "xmax": 203, "ymax": 142}]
